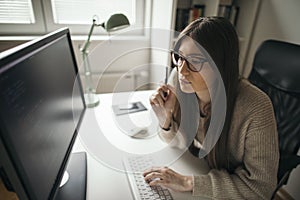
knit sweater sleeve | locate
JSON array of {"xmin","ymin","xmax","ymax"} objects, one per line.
[
  {"xmin": 193, "ymin": 88, "xmax": 279, "ymax": 199},
  {"xmin": 158, "ymin": 119, "xmax": 187, "ymax": 149}
]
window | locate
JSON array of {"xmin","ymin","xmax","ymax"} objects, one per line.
[
  {"xmin": 0, "ymin": 0, "xmax": 147, "ymax": 35},
  {"xmin": 0, "ymin": 0, "xmax": 45, "ymax": 35},
  {"xmin": 51, "ymin": 0, "xmax": 135, "ymax": 25},
  {"xmin": 0, "ymin": 0, "xmax": 35, "ymax": 24}
]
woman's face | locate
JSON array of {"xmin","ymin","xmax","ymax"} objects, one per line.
[{"xmin": 176, "ymin": 38, "xmax": 213, "ymax": 93}]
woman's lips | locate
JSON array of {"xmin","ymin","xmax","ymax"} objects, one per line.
[{"xmin": 179, "ymin": 78, "xmax": 192, "ymax": 84}]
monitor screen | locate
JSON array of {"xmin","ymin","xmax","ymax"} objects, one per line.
[{"xmin": 0, "ymin": 28, "xmax": 86, "ymax": 199}]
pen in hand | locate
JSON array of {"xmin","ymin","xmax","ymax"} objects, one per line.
[{"xmin": 163, "ymin": 66, "xmax": 169, "ymax": 98}]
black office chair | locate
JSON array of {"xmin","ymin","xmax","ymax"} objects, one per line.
[{"xmin": 248, "ymin": 39, "xmax": 300, "ymax": 199}]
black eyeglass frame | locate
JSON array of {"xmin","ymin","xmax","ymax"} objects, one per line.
[{"xmin": 170, "ymin": 50, "xmax": 208, "ymax": 72}]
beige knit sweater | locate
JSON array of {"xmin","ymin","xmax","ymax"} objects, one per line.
[{"xmin": 159, "ymin": 79, "xmax": 279, "ymax": 199}]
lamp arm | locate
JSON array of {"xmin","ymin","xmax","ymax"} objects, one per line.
[{"xmin": 80, "ymin": 19, "xmax": 104, "ymax": 54}]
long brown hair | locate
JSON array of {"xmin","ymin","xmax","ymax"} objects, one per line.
[{"xmin": 174, "ymin": 17, "xmax": 240, "ymax": 170}]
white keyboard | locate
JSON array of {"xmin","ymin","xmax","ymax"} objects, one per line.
[{"xmin": 123, "ymin": 156, "xmax": 174, "ymax": 200}]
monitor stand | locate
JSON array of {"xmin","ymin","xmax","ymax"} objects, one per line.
[{"xmin": 54, "ymin": 152, "xmax": 87, "ymax": 200}]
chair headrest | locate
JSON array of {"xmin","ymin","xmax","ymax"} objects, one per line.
[{"xmin": 253, "ymin": 40, "xmax": 300, "ymax": 93}]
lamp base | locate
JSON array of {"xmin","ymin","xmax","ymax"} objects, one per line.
[{"xmin": 84, "ymin": 92, "xmax": 100, "ymax": 108}]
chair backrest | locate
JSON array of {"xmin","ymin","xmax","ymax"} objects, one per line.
[{"xmin": 248, "ymin": 39, "xmax": 300, "ymax": 182}]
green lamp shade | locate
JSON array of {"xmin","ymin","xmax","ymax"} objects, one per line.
[{"xmin": 105, "ymin": 13, "xmax": 130, "ymax": 32}]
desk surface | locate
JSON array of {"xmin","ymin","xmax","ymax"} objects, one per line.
[{"xmin": 72, "ymin": 90, "xmax": 210, "ymax": 200}]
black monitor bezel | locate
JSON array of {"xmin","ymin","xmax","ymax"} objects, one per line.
[{"xmin": 0, "ymin": 28, "xmax": 86, "ymax": 200}]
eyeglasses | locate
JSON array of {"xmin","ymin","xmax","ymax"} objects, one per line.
[{"xmin": 171, "ymin": 50, "xmax": 208, "ymax": 72}]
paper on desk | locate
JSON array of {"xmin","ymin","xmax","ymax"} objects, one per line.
[{"xmin": 112, "ymin": 101, "xmax": 147, "ymax": 116}]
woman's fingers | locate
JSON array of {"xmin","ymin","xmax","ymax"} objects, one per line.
[
  {"xmin": 159, "ymin": 85, "xmax": 169, "ymax": 99},
  {"xmin": 150, "ymin": 84, "xmax": 176, "ymax": 106},
  {"xmin": 148, "ymin": 179, "xmax": 164, "ymax": 187},
  {"xmin": 143, "ymin": 168, "xmax": 168, "ymax": 186},
  {"xmin": 166, "ymin": 84, "xmax": 175, "ymax": 98},
  {"xmin": 149, "ymin": 85, "xmax": 176, "ymax": 128},
  {"xmin": 143, "ymin": 167, "xmax": 170, "ymax": 178},
  {"xmin": 143, "ymin": 167, "xmax": 163, "ymax": 176},
  {"xmin": 144, "ymin": 172, "xmax": 164, "ymax": 182},
  {"xmin": 150, "ymin": 90, "xmax": 165, "ymax": 106},
  {"xmin": 156, "ymin": 94, "xmax": 165, "ymax": 106},
  {"xmin": 143, "ymin": 167, "xmax": 193, "ymax": 192}
]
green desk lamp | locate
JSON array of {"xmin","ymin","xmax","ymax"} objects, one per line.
[{"xmin": 80, "ymin": 13, "xmax": 130, "ymax": 108}]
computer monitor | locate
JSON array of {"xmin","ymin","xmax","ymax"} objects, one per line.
[{"xmin": 0, "ymin": 28, "xmax": 86, "ymax": 200}]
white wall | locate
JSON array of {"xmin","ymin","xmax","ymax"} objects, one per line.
[
  {"xmin": 244, "ymin": 0, "xmax": 300, "ymax": 198},
  {"xmin": 149, "ymin": 0, "xmax": 175, "ymax": 87},
  {"xmin": 72, "ymin": 37, "xmax": 151, "ymax": 93},
  {"xmin": 243, "ymin": 0, "xmax": 300, "ymax": 77}
]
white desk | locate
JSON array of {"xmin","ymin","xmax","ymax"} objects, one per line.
[{"xmin": 72, "ymin": 90, "xmax": 210, "ymax": 200}]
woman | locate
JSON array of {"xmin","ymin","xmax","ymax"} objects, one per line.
[{"xmin": 143, "ymin": 17, "xmax": 279, "ymax": 199}]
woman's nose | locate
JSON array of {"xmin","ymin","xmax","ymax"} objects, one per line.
[{"xmin": 178, "ymin": 60, "xmax": 189, "ymax": 75}]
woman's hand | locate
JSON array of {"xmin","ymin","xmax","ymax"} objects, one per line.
[
  {"xmin": 143, "ymin": 167, "xmax": 193, "ymax": 192},
  {"xmin": 149, "ymin": 84, "xmax": 176, "ymax": 129}
]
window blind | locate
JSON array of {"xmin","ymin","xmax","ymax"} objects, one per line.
[
  {"xmin": 51, "ymin": 0, "xmax": 136, "ymax": 25},
  {"xmin": 0, "ymin": 0, "xmax": 35, "ymax": 24}
]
